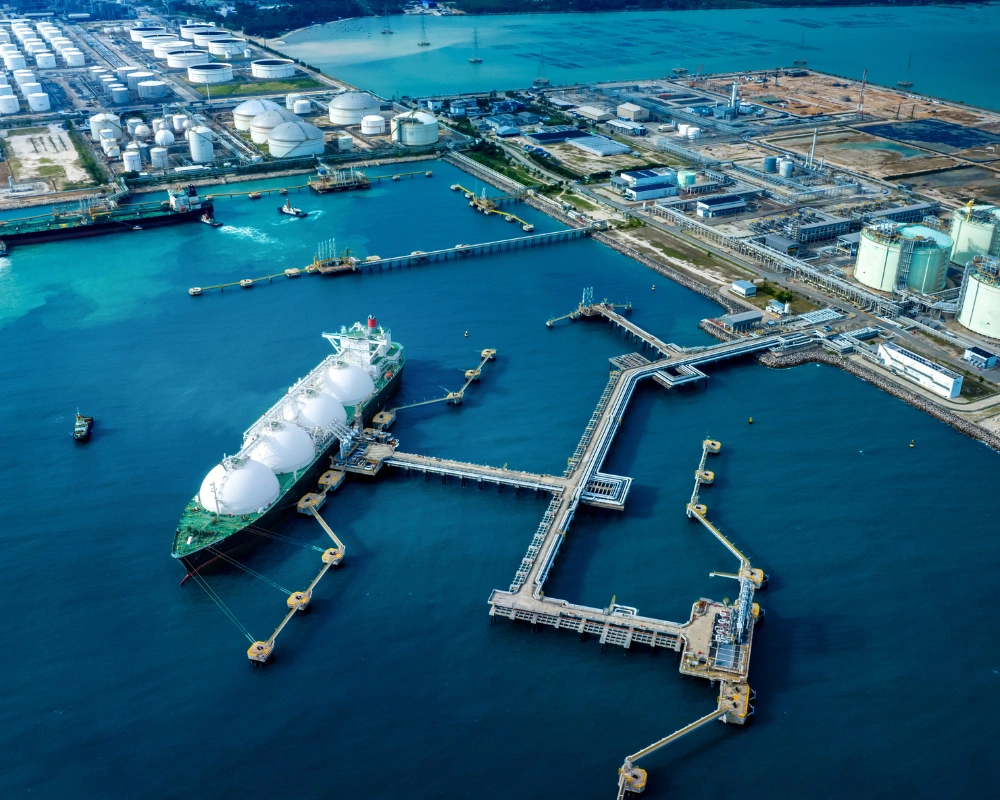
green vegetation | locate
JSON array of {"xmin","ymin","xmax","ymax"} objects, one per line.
[
  {"xmin": 14, "ymin": 126, "xmax": 49, "ymax": 136},
  {"xmin": 36, "ymin": 165, "xmax": 66, "ymax": 179},
  {"xmin": 466, "ymin": 142, "xmax": 542, "ymax": 187},
  {"xmin": 66, "ymin": 128, "xmax": 106, "ymax": 185},
  {"xmin": 447, "ymin": 117, "xmax": 478, "ymax": 137},
  {"xmin": 756, "ymin": 281, "xmax": 794, "ymax": 304},
  {"xmin": 526, "ymin": 151, "xmax": 583, "ymax": 180},
  {"xmin": 189, "ymin": 77, "xmax": 324, "ymax": 97},
  {"xmin": 618, "ymin": 216, "xmax": 644, "ymax": 229}
]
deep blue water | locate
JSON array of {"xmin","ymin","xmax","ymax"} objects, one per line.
[
  {"xmin": 1, "ymin": 161, "xmax": 998, "ymax": 798},
  {"xmin": 280, "ymin": 7, "xmax": 1000, "ymax": 110}
]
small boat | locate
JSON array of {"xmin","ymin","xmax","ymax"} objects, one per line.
[
  {"xmin": 248, "ymin": 191, "xmax": 262, "ymax": 200},
  {"xmin": 285, "ymin": 268, "xmax": 301, "ymax": 278},
  {"xmin": 188, "ymin": 287, "xmax": 202, "ymax": 296},
  {"xmin": 910, "ymin": 439, "xmax": 915, "ymax": 448},
  {"xmin": 200, "ymin": 213, "xmax": 223, "ymax": 228},
  {"xmin": 651, "ymin": 285, "xmax": 656, "ymax": 291},
  {"xmin": 522, "ymin": 223, "xmax": 534, "ymax": 232},
  {"xmin": 278, "ymin": 188, "xmax": 288, "ymax": 196},
  {"xmin": 132, "ymin": 225, "xmax": 142, "ymax": 231},
  {"xmin": 278, "ymin": 199, "xmax": 308, "ymax": 218},
  {"xmin": 73, "ymin": 410, "xmax": 93, "ymax": 441},
  {"xmin": 464, "ymin": 331, "xmax": 469, "ymax": 337},
  {"xmin": 240, "ymin": 279, "xmax": 253, "ymax": 288}
]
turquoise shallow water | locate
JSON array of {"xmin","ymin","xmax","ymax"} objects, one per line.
[
  {"xmin": 2, "ymin": 161, "xmax": 999, "ymax": 798},
  {"xmin": 282, "ymin": 7, "xmax": 1000, "ymax": 109}
]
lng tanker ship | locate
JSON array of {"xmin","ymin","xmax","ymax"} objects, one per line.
[
  {"xmin": 0, "ymin": 184, "xmax": 212, "ymax": 247},
  {"xmin": 172, "ymin": 317, "xmax": 403, "ymax": 571}
]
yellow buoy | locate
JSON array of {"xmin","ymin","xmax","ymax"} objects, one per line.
[{"xmin": 749, "ymin": 416, "xmax": 753, "ymax": 424}]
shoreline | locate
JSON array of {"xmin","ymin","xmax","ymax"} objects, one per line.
[{"xmin": 445, "ymin": 152, "xmax": 1000, "ymax": 452}]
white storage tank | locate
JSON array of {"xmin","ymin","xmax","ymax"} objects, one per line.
[
  {"xmin": 292, "ymin": 99, "xmax": 311, "ymax": 115},
  {"xmin": 249, "ymin": 108, "xmax": 299, "ymax": 143},
  {"xmin": 189, "ymin": 125, "xmax": 214, "ymax": 163},
  {"xmin": 4, "ymin": 54, "xmax": 26, "ymax": 71},
  {"xmin": 329, "ymin": 91, "xmax": 379, "ymax": 125},
  {"xmin": 154, "ymin": 40, "xmax": 189, "ymax": 59},
  {"xmin": 26, "ymin": 93, "xmax": 49, "ymax": 112},
  {"xmin": 126, "ymin": 71, "xmax": 154, "ymax": 91},
  {"xmin": 172, "ymin": 113, "xmax": 187, "ymax": 132},
  {"xmin": 779, "ymin": 159, "xmax": 795, "ymax": 178},
  {"xmin": 141, "ymin": 34, "xmax": 177, "ymax": 51},
  {"xmin": 686, "ymin": 126, "xmax": 701, "ymax": 139},
  {"xmin": 126, "ymin": 117, "xmax": 142, "ymax": 135},
  {"xmin": 285, "ymin": 92, "xmax": 303, "ymax": 110},
  {"xmin": 958, "ymin": 255, "xmax": 1000, "ymax": 339},
  {"xmin": 110, "ymin": 86, "xmax": 130, "ymax": 104},
  {"xmin": 0, "ymin": 44, "xmax": 19, "ymax": 56},
  {"xmin": 360, "ymin": 114, "xmax": 386, "ymax": 135},
  {"xmin": 192, "ymin": 30, "xmax": 230, "ymax": 48},
  {"xmin": 166, "ymin": 50, "xmax": 208, "ymax": 69},
  {"xmin": 949, "ymin": 204, "xmax": 1000, "ymax": 265},
  {"xmin": 248, "ymin": 422, "xmax": 316, "ymax": 474},
  {"xmin": 14, "ymin": 70, "xmax": 36, "ymax": 86},
  {"xmin": 89, "ymin": 112, "xmax": 121, "ymax": 139},
  {"xmin": 197, "ymin": 458, "xmax": 280, "ymax": 516},
  {"xmin": 335, "ymin": 135, "xmax": 353, "ymax": 151},
  {"xmin": 63, "ymin": 51, "xmax": 84, "ymax": 67},
  {"xmin": 151, "ymin": 117, "xmax": 165, "ymax": 132},
  {"xmin": 122, "ymin": 149, "xmax": 141, "ymax": 172},
  {"xmin": 390, "ymin": 110, "xmax": 439, "ymax": 146},
  {"xmin": 855, "ymin": 223, "xmax": 953, "ymax": 294},
  {"xmin": 133, "ymin": 123, "xmax": 151, "ymax": 140},
  {"xmin": 0, "ymin": 85, "xmax": 13, "ymax": 97},
  {"xmin": 208, "ymin": 38, "xmax": 247, "ymax": 58},
  {"xmin": 180, "ymin": 24, "xmax": 214, "ymax": 41},
  {"xmin": 154, "ymin": 128, "xmax": 174, "ymax": 146},
  {"xmin": 0, "ymin": 94, "xmax": 19, "ymax": 114},
  {"xmin": 35, "ymin": 52, "xmax": 55, "ymax": 69},
  {"xmin": 150, "ymin": 146, "xmax": 169, "ymax": 169},
  {"xmin": 20, "ymin": 81, "xmax": 41, "ymax": 96},
  {"xmin": 137, "ymin": 80, "xmax": 168, "ymax": 99},
  {"xmin": 267, "ymin": 120, "xmax": 325, "ymax": 158},
  {"xmin": 129, "ymin": 25, "xmax": 166, "ymax": 43},
  {"xmin": 251, "ymin": 58, "xmax": 295, "ymax": 79},
  {"xmin": 188, "ymin": 62, "xmax": 232, "ymax": 84},
  {"xmin": 232, "ymin": 97, "xmax": 282, "ymax": 130}
]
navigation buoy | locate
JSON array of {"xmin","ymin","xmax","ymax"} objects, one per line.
[
  {"xmin": 464, "ymin": 331, "xmax": 469, "ymax": 337},
  {"xmin": 651, "ymin": 285, "xmax": 656, "ymax": 291},
  {"xmin": 749, "ymin": 416, "xmax": 753, "ymax": 424},
  {"xmin": 910, "ymin": 439, "xmax": 915, "ymax": 448}
]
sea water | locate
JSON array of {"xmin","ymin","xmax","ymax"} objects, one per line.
[
  {"xmin": 1, "ymin": 161, "xmax": 998, "ymax": 798},
  {"xmin": 281, "ymin": 7, "xmax": 1000, "ymax": 110}
]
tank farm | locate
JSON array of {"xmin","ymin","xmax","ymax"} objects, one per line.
[{"xmin": 181, "ymin": 275, "xmax": 825, "ymax": 796}]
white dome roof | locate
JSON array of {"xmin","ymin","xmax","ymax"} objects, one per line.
[
  {"xmin": 198, "ymin": 458, "xmax": 280, "ymax": 516},
  {"xmin": 233, "ymin": 97, "xmax": 281, "ymax": 117},
  {"xmin": 282, "ymin": 389, "xmax": 347, "ymax": 431},
  {"xmin": 268, "ymin": 120, "xmax": 323, "ymax": 144},
  {"xmin": 323, "ymin": 362, "xmax": 375, "ymax": 406},
  {"xmin": 248, "ymin": 422, "xmax": 315, "ymax": 474},
  {"xmin": 154, "ymin": 128, "xmax": 175, "ymax": 146},
  {"xmin": 250, "ymin": 108, "xmax": 299, "ymax": 130},
  {"xmin": 330, "ymin": 91, "xmax": 377, "ymax": 110},
  {"xmin": 394, "ymin": 110, "xmax": 436, "ymax": 125},
  {"xmin": 134, "ymin": 124, "xmax": 150, "ymax": 138}
]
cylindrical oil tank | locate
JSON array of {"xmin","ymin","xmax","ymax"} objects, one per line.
[
  {"xmin": 855, "ymin": 223, "xmax": 951, "ymax": 294},
  {"xmin": 779, "ymin": 160, "xmax": 795, "ymax": 178},
  {"xmin": 89, "ymin": 113, "xmax": 121, "ymax": 139},
  {"xmin": 763, "ymin": 155, "xmax": 778, "ymax": 173},
  {"xmin": 127, "ymin": 71, "xmax": 154, "ymax": 91},
  {"xmin": 390, "ymin": 110, "xmax": 439, "ymax": 146},
  {"xmin": 141, "ymin": 34, "xmax": 177, "ymax": 51},
  {"xmin": 63, "ymin": 51, "xmax": 84, "ymax": 67},
  {"xmin": 329, "ymin": 91, "xmax": 379, "ymax": 126},
  {"xmin": 678, "ymin": 170, "xmax": 697, "ymax": 187},
  {"xmin": 360, "ymin": 114, "xmax": 385, "ymax": 135},
  {"xmin": 0, "ymin": 31, "xmax": 9, "ymax": 44},
  {"xmin": 251, "ymin": 58, "xmax": 295, "ymax": 79},
  {"xmin": 0, "ymin": 85, "xmax": 13, "ymax": 97},
  {"xmin": 686, "ymin": 127, "xmax": 701, "ymax": 139},
  {"xmin": 154, "ymin": 40, "xmax": 190, "ymax": 59},
  {"xmin": 166, "ymin": 50, "xmax": 208, "ymax": 69},
  {"xmin": 180, "ymin": 24, "xmax": 214, "ymax": 40},
  {"xmin": 0, "ymin": 95, "xmax": 19, "ymax": 114},
  {"xmin": 20, "ymin": 81, "xmax": 41, "ymax": 96},
  {"xmin": 192, "ymin": 30, "xmax": 230, "ymax": 48},
  {"xmin": 172, "ymin": 113, "xmax": 187, "ymax": 132},
  {"xmin": 958, "ymin": 256, "xmax": 1000, "ymax": 338},
  {"xmin": 188, "ymin": 125, "xmax": 214, "ymax": 163},
  {"xmin": 116, "ymin": 65, "xmax": 139, "ymax": 79},
  {"xmin": 187, "ymin": 62, "xmax": 232, "ymax": 84},
  {"xmin": 292, "ymin": 99, "xmax": 311, "ymax": 115},
  {"xmin": 207, "ymin": 38, "xmax": 246, "ymax": 58},
  {"xmin": 34, "ymin": 52, "xmax": 55, "ymax": 69},
  {"xmin": 138, "ymin": 79, "xmax": 167, "ymax": 99},
  {"xmin": 949, "ymin": 205, "xmax": 1000, "ymax": 265},
  {"xmin": 130, "ymin": 26, "xmax": 165, "ymax": 43},
  {"xmin": 13, "ymin": 70, "xmax": 35, "ymax": 86},
  {"xmin": 150, "ymin": 146, "xmax": 169, "ymax": 169},
  {"xmin": 900, "ymin": 224, "xmax": 952, "ymax": 293},
  {"xmin": 676, "ymin": 123, "xmax": 689, "ymax": 137},
  {"xmin": 0, "ymin": 44, "xmax": 19, "ymax": 56},
  {"xmin": 249, "ymin": 108, "xmax": 299, "ymax": 143},
  {"xmin": 4, "ymin": 54, "xmax": 26, "ymax": 71},
  {"xmin": 122, "ymin": 149, "xmax": 141, "ymax": 172},
  {"xmin": 101, "ymin": 77, "xmax": 117, "ymax": 94},
  {"xmin": 151, "ymin": 118, "xmax": 164, "ymax": 132},
  {"xmin": 286, "ymin": 92, "xmax": 303, "ymax": 110},
  {"xmin": 126, "ymin": 117, "xmax": 142, "ymax": 135},
  {"xmin": 232, "ymin": 97, "xmax": 282, "ymax": 130},
  {"xmin": 110, "ymin": 86, "xmax": 130, "ymax": 104},
  {"xmin": 336, "ymin": 135, "xmax": 353, "ymax": 151}
]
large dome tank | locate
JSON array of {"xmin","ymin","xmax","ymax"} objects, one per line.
[
  {"xmin": 855, "ymin": 222, "xmax": 952, "ymax": 294},
  {"xmin": 267, "ymin": 120, "xmax": 324, "ymax": 158},
  {"xmin": 249, "ymin": 108, "xmax": 299, "ymax": 143},
  {"xmin": 154, "ymin": 128, "xmax": 175, "ymax": 146},
  {"xmin": 323, "ymin": 362, "xmax": 375, "ymax": 406},
  {"xmin": 198, "ymin": 458, "xmax": 280, "ymax": 515},
  {"xmin": 248, "ymin": 422, "xmax": 315, "ymax": 474},
  {"xmin": 958, "ymin": 255, "xmax": 1000, "ymax": 339},
  {"xmin": 329, "ymin": 91, "xmax": 379, "ymax": 126},
  {"xmin": 390, "ymin": 110, "xmax": 439, "ymax": 146},
  {"xmin": 949, "ymin": 204, "xmax": 1000, "ymax": 265},
  {"xmin": 282, "ymin": 388, "xmax": 347, "ymax": 431},
  {"xmin": 232, "ymin": 97, "xmax": 282, "ymax": 130}
]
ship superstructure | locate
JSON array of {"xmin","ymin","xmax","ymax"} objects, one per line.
[{"xmin": 172, "ymin": 318, "xmax": 403, "ymax": 567}]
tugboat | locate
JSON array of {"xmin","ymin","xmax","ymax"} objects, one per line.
[
  {"xmin": 278, "ymin": 199, "xmax": 308, "ymax": 218},
  {"xmin": 73, "ymin": 410, "xmax": 93, "ymax": 441},
  {"xmin": 132, "ymin": 225, "xmax": 143, "ymax": 231},
  {"xmin": 200, "ymin": 213, "xmax": 223, "ymax": 228}
]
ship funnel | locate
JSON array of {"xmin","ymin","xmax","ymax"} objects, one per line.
[{"xmin": 367, "ymin": 315, "xmax": 377, "ymax": 330}]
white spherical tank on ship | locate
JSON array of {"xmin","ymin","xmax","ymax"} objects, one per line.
[
  {"xmin": 322, "ymin": 362, "xmax": 375, "ymax": 406},
  {"xmin": 282, "ymin": 389, "xmax": 347, "ymax": 432},
  {"xmin": 248, "ymin": 422, "xmax": 316, "ymax": 474},
  {"xmin": 198, "ymin": 458, "xmax": 280, "ymax": 516}
]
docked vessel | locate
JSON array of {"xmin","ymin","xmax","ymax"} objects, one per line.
[
  {"xmin": 172, "ymin": 318, "xmax": 403, "ymax": 572},
  {"xmin": 73, "ymin": 411, "xmax": 93, "ymax": 441},
  {"xmin": 308, "ymin": 166, "xmax": 370, "ymax": 194},
  {"xmin": 0, "ymin": 185, "xmax": 211, "ymax": 247}
]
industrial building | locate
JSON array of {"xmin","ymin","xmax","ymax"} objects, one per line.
[
  {"xmin": 793, "ymin": 215, "xmax": 852, "ymax": 243},
  {"xmin": 763, "ymin": 234, "xmax": 799, "ymax": 255},
  {"xmin": 963, "ymin": 346, "xmax": 997, "ymax": 369},
  {"xmin": 615, "ymin": 168, "xmax": 676, "ymax": 188},
  {"xmin": 567, "ymin": 135, "xmax": 630, "ymax": 157},
  {"xmin": 574, "ymin": 106, "xmax": 614, "ymax": 123},
  {"xmin": 623, "ymin": 182, "xmax": 677, "ymax": 201},
  {"xmin": 720, "ymin": 309, "xmax": 763, "ymax": 331},
  {"xmin": 854, "ymin": 223, "xmax": 952, "ymax": 294},
  {"xmin": 606, "ymin": 119, "xmax": 647, "ymax": 136},
  {"xmin": 696, "ymin": 195, "xmax": 747, "ymax": 218},
  {"xmin": 865, "ymin": 202, "xmax": 938, "ymax": 224},
  {"xmin": 877, "ymin": 342, "xmax": 963, "ymax": 399},
  {"xmin": 957, "ymin": 255, "xmax": 1000, "ymax": 339},
  {"xmin": 730, "ymin": 280, "xmax": 756, "ymax": 297},
  {"xmin": 523, "ymin": 126, "xmax": 589, "ymax": 145},
  {"xmin": 616, "ymin": 102, "xmax": 649, "ymax": 121},
  {"xmin": 949, "ymin": 204, "xmax": 1000, "ymax": 265}
]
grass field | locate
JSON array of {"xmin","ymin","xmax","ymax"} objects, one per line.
[{"xmin": 190, "ymin": 77, "xmax": 324, "ymax": 97}]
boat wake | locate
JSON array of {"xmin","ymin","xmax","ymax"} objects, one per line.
[{"xmin": 220, "ymin": 226, "xmax": 280, "ymax": 245}]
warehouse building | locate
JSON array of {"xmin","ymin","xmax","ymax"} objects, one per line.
[
  {"xmin": 623, "ymin": 182, "xmax": 677, "ymax": 201},
  {"xmin": 524, "ymin": 126, "xmax": 589, "ymax": 145},
  {"xmin": 606, "ymin": 119, "xmax": 647, "ymax": 136},
  {"xmin": 574, "ymin": 105, "xmax": 614, "ymax": 122},
  {"xmin": 877, "ymin": 342, "xmax": 963, "ymax": 399},
  {"xmin": 696, "ymin": 194, "xmax": 747, "ymax": 218},
  {"xmin": 963, "ymin": 346, "xmax": 997, "ymax": 369},
  {"xmin": 730, "ymin": 280, "xmax": 756, "ymax": 297},
  {"xmin": 720, "ymin": 310, "xmax": 763, "ymax": 332},
  {"xmin": 617, "ymin": 102, "xmax": 649, "ymax": 121},
  {"xmin": 568, "ymin": 135, "xmax": 631, "ymax": 157}
]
